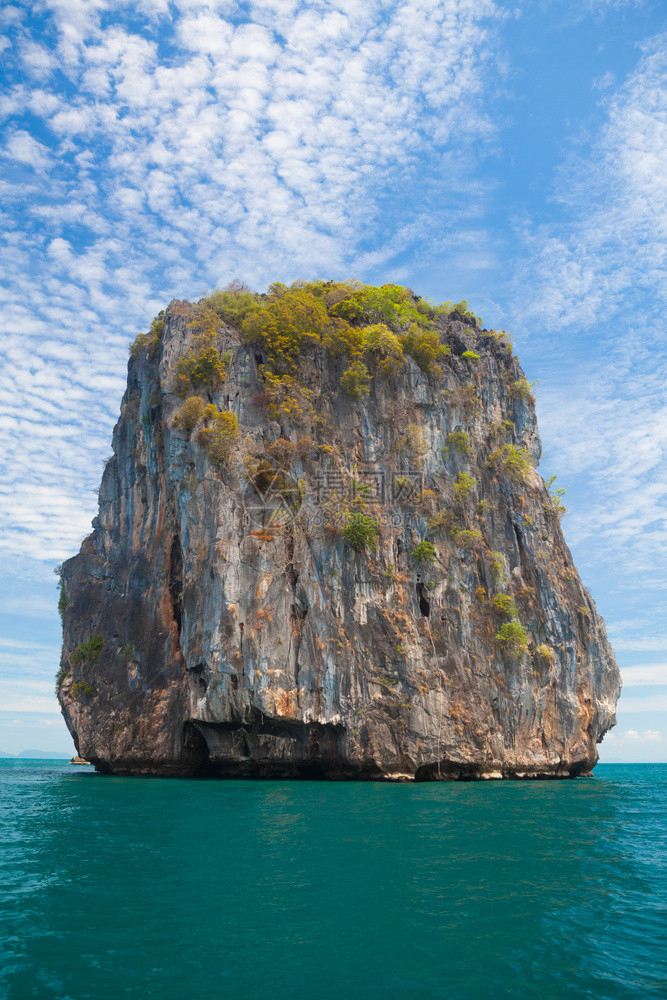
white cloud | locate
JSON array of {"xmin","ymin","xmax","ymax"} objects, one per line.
[
  {"xmin": 507, "ymin": 35, "xmax": 667, "ymax": 663},
  {"xmin": 0, "ymin": 677, "xmax": 61, "ymax": 714},
  {"xmin": 518, "ymin": 33, "xmax": 666, "ymax": 331},
  {"xmin": 0, "ymin": 638, "xmax": 55, "ymax": 652},
  {"xmin": 617, "ymin": 694, "xmax": 667, "ymax": 713},
  {"xmin": 600, "ymin": 721, "xmax": 666, "ymax": 761},
  {"xmin": 534, "ymin": 362, "xmax": 667, "ymax": 580},
  {"xmin": 626, "ymin": 728, "xmax": 662, "ymax": 741},
  {"xmin": 3, "ymin": 129, "xmax": 52, "ymax": 170},
  {"xmin": 606, "ymin": 728, "xmax": 662, "ymax": 743},
  {"xmin": 621, "ymin": 663, "xmax": 667, "ymax": 686}
]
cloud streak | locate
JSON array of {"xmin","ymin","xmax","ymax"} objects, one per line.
[{"xmin": 509, "ymin": 33, "xmax": 667, "ymax": 671}]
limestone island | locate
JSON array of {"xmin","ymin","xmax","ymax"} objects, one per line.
[{"xmin": 57, "ymin": 281, "xmax": 621, "ymax": 779}]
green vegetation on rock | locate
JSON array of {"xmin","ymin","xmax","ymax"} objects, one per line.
[
  {"xmin": 494, "ymin": 620, "xmax": 529, "ymax": 656},
  {"xmin": 342, "ymin": 513, "xmax": 379, "ymax": 552},
  {"xmin": 490, "ymin": 594, "xmax": 517, "ymax": 617},
  {"xmin": 412, "ymin": 541, "xmax": 437, "ymax": 564},
  {"xmin": 534, "ymin": 643, "xmax": 555, "ymax": 664},
  {"xmin": 206, "ymin": 280, "xmax": 474, "ymax": 391},
  {"xmin": 508, "ymin": 377, "xmax": 535, "ymax": 403},
  {"xmin": 488, "ymin": 443, "xmax": 532, "ymax": 483},
  {"xmin": 70, "ymin": 681, "xmax": 96, "ymax": 700},
  {"xmin": 71, "ymin": 635, "xmax": 104, "ymax": 668},
  {"xmin": 130, "ymin": 312, "xmax": 164, "ymax": 358},
  {"xmin": 444, "ymin": 431, "xmax": 472, "ymax": 457},
  {"xmin": 454, "ymin": 528, "xmax": 483, "ymax": 550},
  {"xmin": 453, "ymin": 472, "xmax": 477, "ymax": 503},
  {"xmin": 545, "ymin": 474, "xmax": 567, "ymax": 518},
  {"xmin": 174, "ymin": 326, "xmax": 227, "ymax": 395},
  {"xmin": 57, "ymin": 579, "xmax": 67, "ymax": 623},
  {"xmin": 340, "ymin": 360, "xmax": 371, "ymax": 400},
  {"xmin": 196, "ymin": 406, "xmax": 239, "ymax": 467},
  {"xmin": 173, "ymin": 396, "xmax": 205, "ymax": 433}
]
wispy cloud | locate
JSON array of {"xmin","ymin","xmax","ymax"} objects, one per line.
[
  {"xmin": 600, "ymin": 724, "xmax": 666, "ymax": 762},
  {"xmin": 507, "ymin": 33, "xmax": 667, "ymax": 667},
  {"xmin": 0, "ymin": 677, "xmax": 60, "ymax": 714},
  {"xmin": 620, "ymin": 663, "xmax": 667, "ymax": 685},
  {"xmin": 516, "ymin": 33, "xmax": 666, "ymax": 331},
  {"xmin": 615, "ymin": 693, "xmax": 667, "ymax": 713},
  {"xmin": 606, "ymin": 728, "xmax": 663, "ymax": 743}
]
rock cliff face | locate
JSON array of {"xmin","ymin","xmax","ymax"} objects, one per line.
[{"xmin": 57, "ymin": 284, "xmax": 620, "ymax": 779}]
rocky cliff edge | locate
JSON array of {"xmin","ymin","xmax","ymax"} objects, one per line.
[{"xmin": 57, "ymin": 281, "xmax": 620, "ymax": 778}]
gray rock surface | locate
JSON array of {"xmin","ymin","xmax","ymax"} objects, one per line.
[{"xmin": 58, "ymin": 298, "xmax": 620, "ymax": 779}]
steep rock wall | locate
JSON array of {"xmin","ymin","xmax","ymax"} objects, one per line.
[{"xmin": 57, "ymin": 291, "xmax": 620, "ymax": 778}]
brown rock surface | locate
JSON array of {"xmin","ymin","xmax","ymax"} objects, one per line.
[{"xmin": 57, "ymin": 292, "xmax": 620, "ymax": 779}]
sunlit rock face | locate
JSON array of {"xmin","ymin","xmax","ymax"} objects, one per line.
[{"xmin": 58, "ymin": 290, "xmax": 620, "ymax": 779}]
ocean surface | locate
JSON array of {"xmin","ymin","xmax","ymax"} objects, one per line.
[{"xmin": 0, "ymin": 762, "xmax": 665, "ymax": 1000}]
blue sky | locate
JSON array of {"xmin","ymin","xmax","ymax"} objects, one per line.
[{"xmin": 0, "ymin": 0, "xmax": 665, "ymax": 760}]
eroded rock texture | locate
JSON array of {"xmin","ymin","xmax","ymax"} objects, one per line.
[{"xmin": 58, "ymin": 294, "xmax": 620, "ymax": 778}]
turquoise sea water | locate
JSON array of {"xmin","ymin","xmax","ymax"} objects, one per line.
[{"xmin": 0, "ymin": 762, "xmax": 665, "ymax": 999}]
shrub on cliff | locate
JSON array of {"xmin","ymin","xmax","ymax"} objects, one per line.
[
  {"xmin": 261, "ymin": 371, "xmax": 314, "ymax": 426},
  {"xmin": 173, "ymin": 396, "xmax": 205, "ymax": 433},
  {"xmin": 534, "ymin": 643, "xmax": 555, "ymax": 664},
  {"xmin": 130, "ymin": 312, "xmax": 164, "ymax": 357},
  {"xmin": 444, "ymin": 431, "xmax": 472, "ymax": 457},
  {"xmin": 340, "ymin": 360, "xmax": 371, "ymax": 400},
  {"xmin": 443, "ymin": 385, "xmax": 480, "ymax": 414},
  {"xmin": 489, "ymin": 550, "xmax": 508, "ymax": 585},
  {"xmin": 55, "ymin": 662, "xmax": 69, "ymax": 693},
  {"xmin": 545, "ymin": 474, "xmax": 567, "ymax": 518},
  {"xmin": 412, "ymin": 541, "xmax": 436, "ymax": 564},
  {"xmin": 453, "ymin": 528, "xmax": 483, "ymax": 550},
  {"xmin": 395, "ymin": 422, "xmax": 427, "ymax": 464},
  {"xmin": 329, "ymin": 283, "xmax": 423, "ymax": 327},
  {"xmin": 495, "ymin": 621, "xmax": 529, "ymax": 656},
  {"xmin": 361, "ymin": 324, "xmax": 404, "ymax": 378},
  {"xmin": 441, "ymin": 299, "xmax": 484, "ymax": 326},
  {"xmin": 481, "ymin": 328, "xmax": 513, "ymax": 350},
  {"xmin": 322, "ymin": 318, "xmax": 365, "ymax": 358},
  {"xmin": 174, "ymin": 333, "xmax": 227, "ymax": 395},
  {"xmin": 70, "ymin": 681, "xmax": 96, "ymax": 700},
  {"xmin": 508, "ymin": 377, "xmax": 535, "ymax": 403},
  {"xmin": 246, "ymin": 458, "xmax": 301, "ymax": 505},
  {"xmin": 490, "ymin": 593, "xmax": 517, "ymax": 617},
  {"xmin": 488, "ymin": 443, "xmax": 532, "ymax": 483},
  {"xmin": 453, "ymin": 472, "xmax": 477, "ymax": 503},
  {"xmin": 342, "ymin": 513, "xmax": 379, "ymax": 552},
  {"xmin": 196, "ymin": 407, "xmax": 239, "ymax": 466},
  {"xmin": 267, "ymin": 438, "xmax": 297, "ymax": 468},
  {"xmin": 71, "ymin": 635, "xmax": 104, "ymax": 667},
  {"xmin": 203, "ymin": 280, "xmax": 257, "ymax": 326},
  {"xmin": 242, "ymin": 284, "xmax": 328, "ymax": 373},
  {"xmin": 57, "ymin": 579, "xmax": 67, "ymax": 623},
  {"xmin": 401, "ymin": 325, "xmax": 449, "ymax": 373}
]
